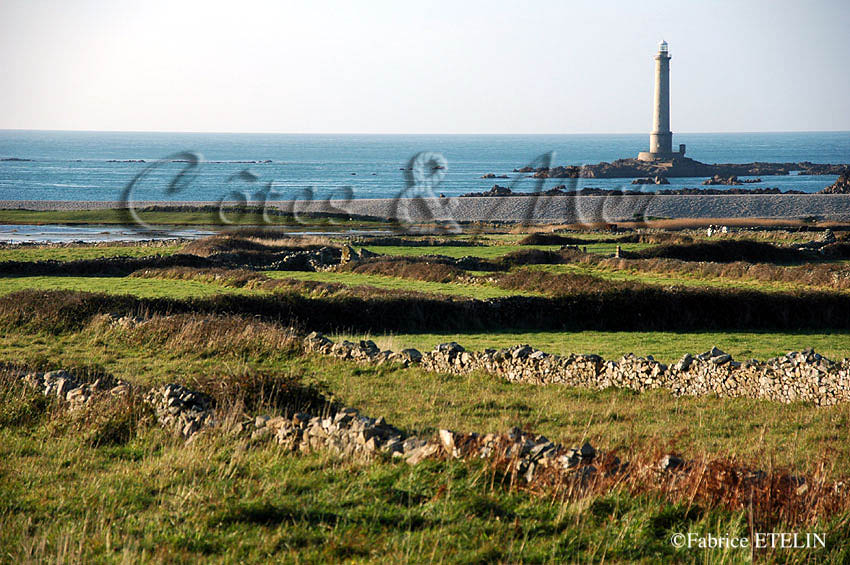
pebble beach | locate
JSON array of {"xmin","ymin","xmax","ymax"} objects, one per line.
[{"xmin": 4, "ymin": 193, "xmax": 850, "ymax": 223}]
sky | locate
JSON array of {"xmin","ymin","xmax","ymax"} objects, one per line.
[{"xmin": 1, "ymin": 0, "xmax": 849, "ymax": 134}]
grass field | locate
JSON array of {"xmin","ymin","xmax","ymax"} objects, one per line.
[
  {"xmin": 0, "ymin": 272, "xmax": 530, "ymax": 300},
  {"xmin": 1, "ymin": 418, "xmax": 767, "ymax": 563},
  {"xmin": 4, "ymin": 229, "xmax": 850, "ymax": 562},
  {"xmin": 535, "ymin": 263, "xmax": 850, "ymax": 294},
  {"xmin": 1, "ymin": 319, "xmax": 849, "ymax": 478},
  {"xmin": 0, "ymin": 275, "xmax": 247, "ymax": 299},
  {"xmin": 267, "ymin": 270, "xmax": 535, "ymax": 298},
  {"xmin": 0, "ymin": 243, "xmax": 183, "ymax": 262},
  {"xmin": 2, "ymin": 316, "xmax": 850, "ymax": 563}
]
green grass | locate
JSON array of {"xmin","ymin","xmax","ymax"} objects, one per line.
[
  {"xmin": 0, "ymin": 276, "xmax": 249, "ymax": 299},
  {"xmin": 0, "ymin": 269, "xmax": 531, "ymax": 301},
  {"xmin": 267, "ymin": 270, "xmax": 536, "ymax": 298},
  {"xmin": 2, "ymin": 321, "xmax": 850, "ymax": 477},
  {"xmin": 535, "ymin": 263, "xmax": 850, "ymax": 294},
  {"xmin": 0, "ymin": 243, "xmax": 182, "ymax": 262},
  {"xmin": 3, "ymin": 318, "xmax": 850, "ymax": 561},
  {"xmin": 302, "ymin": 356, "xmax": 850, "ymax": 478},
  {"xmin": 5, "ymin": 234, "xmax": 850, "ymax": 561},
  {"xmin": 1, "ymin": 421, "xmax": 781, "ymax": 564},
  {"xmin": 336, "ymin": 330, "xmax": 850, "ymax": 365}
]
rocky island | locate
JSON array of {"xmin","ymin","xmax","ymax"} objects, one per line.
[
  {"xmin": 460, "ymin": 184, "xmax": 807, "ymax": 198},
  {"xmin": 510, "ymin": 157, "xmax": 848, "ymax": 179}
]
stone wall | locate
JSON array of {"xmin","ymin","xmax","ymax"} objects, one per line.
[
  {"xmin": 16, "ymin": 328, "xmax": 845, "ymax": 499},
  {"xmin": 13, "ymin": 367, "xmax": 608, "ymax": 483},
  {"xmin": 21, "ymin": 369, "xmax": 129, "ymax": 408},
  {"xmin": 16, "ymin": 366, "xmax": 834, "ymax": 505},
  {"xmin": 303, "ymin": 332, "xmax": 850, "ymax": 406}
]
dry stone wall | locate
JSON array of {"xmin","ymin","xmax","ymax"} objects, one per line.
[
  {"xmin": 15, "ymin": 366, "xmax": 832, "ymax": 500},
  {"xmin": 145, "ymin": 383, "xmax": 215, "ymax": 439},
  {"xmin": 14, "ymin": 325, "xmax": 845, "ymax": 500},
  {"xmin": 12, "ymin": 367, "xmax": 609, "ymax": 485},
  {"xmin": 303, "ymin": 332, "xmax": 850, "ymax": 406},
  {"xmin": 21, "ymin": 369, "xmax": 129, "ymax": 409}
]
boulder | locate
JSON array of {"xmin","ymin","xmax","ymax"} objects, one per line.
[
  {"xmin": 659, "ymin": 454, "xmax": 684, "ymax": 471},
  {"xmin": 400, "ymin": 348, "xmax": 422, "ymax": 363}
]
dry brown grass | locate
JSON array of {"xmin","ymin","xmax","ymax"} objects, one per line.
[
  {"xmin": 522, "ymin": 447, "xmax": 847, "ymax": 531},
  {"xmin": 591, "ymin": 256, "xmax": 850, "ymax": 291},
  {"xmin": 191, "ymin": 369, "xmax": 332, "ymax": 420},
  {"xmin": 495, "ymin": 268, "xmax": 637, "ymax": 295},
  {"xmin": 130, "ymin": 266, "xmax": 454, "ymax": 300},
  {"xmin": 340, "ymin": 259, "xmax": 466, "ymax": 283},
  {"xmin": 62, "ymin": 390, "xmax": 152, "ymax": 447},
  {"xmin": 96, "ymin": 313, "xmax": 302, "ymax": 357},
  {"xmin": 181, "ymin": 232, "xmax": 336, "ymax": 257}
]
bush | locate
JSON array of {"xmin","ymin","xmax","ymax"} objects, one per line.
[
  {"xmin": 4, "ymin": 282, "xmax": 850, "ymax": 336},
  {"xmin": 517, "ymin": 232, "xmax": 692, "ymax": 246},
  {"xmin": 180, "ymin": 232, "xmax": 335, "ymax": 256},
  {"xmin": 518, "ymin": 233, "xmax": 590, "ymax": 245},
  {"xmin": 497, "ymin": 249, "xmax": 568, "ymax": 268},
  {"xmin": 627, "ymin": 240, "xmax": 807, "ymax": 263},
  {"xmin": 343, "ymin": 259, "xmax": 464, "ymax": 283},
  {"xmin": 496, "ymin": 268, "xmax": 635, "ymax": 295}
]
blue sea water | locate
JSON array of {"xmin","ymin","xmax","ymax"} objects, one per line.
[{"xmin": 1, "ymin": 130, "xmax": 848, "ymax": 202}]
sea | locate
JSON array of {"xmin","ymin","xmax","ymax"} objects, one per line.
[{"xmin": 2, "ymin": 130, "xmax": 849, "ymax": 204}]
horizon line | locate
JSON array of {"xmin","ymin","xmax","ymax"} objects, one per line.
[{"xmin": 2, "ymin": 128, "xmax": 850, "ymax": 136}]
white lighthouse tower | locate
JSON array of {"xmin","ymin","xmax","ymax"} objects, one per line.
[{"xmin": 638, "ymin": 41, "xmax": 686, "ymax": 161}]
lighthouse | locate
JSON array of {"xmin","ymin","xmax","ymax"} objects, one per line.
[{"xmin": 638, "ymin": 41, "xmax": 686, "ymax": 161}]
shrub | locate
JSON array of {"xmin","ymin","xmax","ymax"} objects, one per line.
[
  {"xmin": 343, "ymin": 259, "xmax": 464, "ymax": 283},
  {"xmin": 626, "ymin": 240, "xmax": 807, "ymax": 263},
  {"xmin": 518, "ymin": 233, "xmax": 590, "ymax": 245},
  {"xmin": 496, "ymin": 268, "xmax": 635, "ymax": 295},
  {"xmin": 4, "ymin": 283, "xmax": 850, "ymax": 336},
  {"xmin": 517, "ymin": 232, "xmax": 692, "ymax": 246}
]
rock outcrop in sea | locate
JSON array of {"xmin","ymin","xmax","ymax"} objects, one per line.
[
  {"xmin": 512, "ymin": 158, "xmax": 847, "ymax": 179},
  {"xmin": 460, "ymin": 184, "xmax": 806, "ymax": 198},
  {"xmin": 631, "ymin": 176, "xmax": 669, "ymax": 185},
  {"xmin": 821, "ymin": 170, "xmax": 850, "ymax": 194},
  {"xmin": 703, "ymin": 175, "xmax": 762, "ymax": 186}
]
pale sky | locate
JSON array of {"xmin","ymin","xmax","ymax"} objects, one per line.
[{"xmin": 1, "ymin": 0, "xmax": 848, "ymax": 134}]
